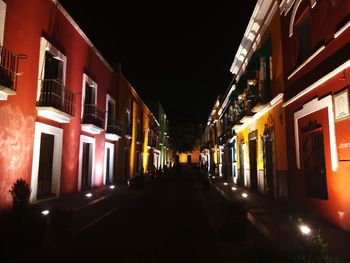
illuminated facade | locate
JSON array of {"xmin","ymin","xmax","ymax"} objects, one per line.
[
  {"xmin": 0, "ymin": 0, "xmax": 161, "ymax": 209},
  {"xmin": 280, "ymin": 0, "xmax": 350, "ymax": 230},
  {"xmin": 115, "ymin": 73, "xmax": 160, "ymax": 182},
  {"xmin": 204, "ymin": 0, "xmax": 289, "ymax": 199},
  {"xmin": 204, "ymin": 97, "xmax": 222, "ymax": 176},
  {"xmin": 229, "ymin": 0, "xmax": 288, "ymax": 199},
  {"xmin": 176, "ymin": 146, "xmax": 201, "ymax": 166},
  {"xmin": 148, "ymin": 101, "xmax": 170, "ymax": 170}
]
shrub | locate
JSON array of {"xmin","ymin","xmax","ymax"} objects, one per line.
[
  {"xmin": 9, "ymin": 178, "xmax": 31, "ymax": 211},
  {"xmin": 7, "ymin": 178, "xmax": 47, "ymax": 257},
  {"xmin": 287, "ymin": 216, "xmax": 339, "ymax": 262}
]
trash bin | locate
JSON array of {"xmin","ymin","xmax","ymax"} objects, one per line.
[{"xmin": 220, "ymin": 200, "xmax": 247, "ymax": 241}]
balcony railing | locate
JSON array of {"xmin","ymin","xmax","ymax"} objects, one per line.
[
  {"xmin": 37, "ymin": 79, "xmax": 75, "ymax": 116},
  {"xmin": 83, "ymin": 104, "xmax": 104, "ymax": 129},
  {"xmin": 0, "ymin": 46, "xmax": 26, "ymax": 98},
  {"xmin": 106, "ymin": 118, "xmax": 122, "ymax": 137}
]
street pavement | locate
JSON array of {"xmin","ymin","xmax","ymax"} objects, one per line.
[{"xmin": 15, "ymin": 173, "xmax": 275, "ymax": 263}]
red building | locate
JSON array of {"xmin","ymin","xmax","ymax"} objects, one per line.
[
  {"xmin": 280, "ymin": 0, "xmax": 350, "ymax": 230},
  {"xmin": 0, "ymin": 0, "xmax": 162, "ymax": 210}
]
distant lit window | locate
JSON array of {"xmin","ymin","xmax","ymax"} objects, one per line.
[
  {"xmin": 125, "ymin": 110, "xmax": 131, "ymax": 136},
  {"xmin": 137, "ymin": 119, "xmax": 141, "ymax": 142}
]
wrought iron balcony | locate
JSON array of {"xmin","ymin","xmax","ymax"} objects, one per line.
[
  {"xmin": 36, "ymin": 79, "xmax": 75, "ymax": 123},
  {"xmin": 251, "ymin": 79, "xmax": 270, "ymax": 113},
  {"xmin": 106, "ymin": 118, "xmax": 122, "ymax": 141},
  {"xmin": 0, "ymin": 46, "xmax": 26, "ymax": 100},
  {"xmin": 82, "ymin": 104, "xmax": 104, "ymax": 134}
]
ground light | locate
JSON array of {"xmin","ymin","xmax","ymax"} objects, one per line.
[
  {"xmin": 109, "ymin": 185, "xmax": 115, "ymax": 189},
  {"xmin": 224, "ymin": 182, "xmax": 228, "ymax": 186},
  {"xmin": 41, "ymin": 209, "xmax": 50, "ymax": 216},
  {"xmin": 299, "ymin": 224, "xmax": 312, "ymax": 235},
  {"xmin": 85, "ymin": 193, "xmax": 92, "ymax": 198},
  {"xmin": 241, "ymin": 193, "xmax": 248, "ymax": 198},
  {"xmin": 232, "ymin": 187, "xmax": 237, "ymax": 191}
]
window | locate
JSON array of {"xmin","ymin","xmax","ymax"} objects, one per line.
[
  {"xmin": 125, "ymin": 110, "xmax": 132, "ymax": 137},
  {"xmin": 81, "ymin": 74, "xmax": 104, "ymax": 132},
  {"xmin": 105, "ymin": 94, "xmax": 116, "ymax": 130},
  {"xmin": 44, "ymin": 51, "xmax": 63, "ymax": 81},
  {"xmin": 137, "ymin": 119, "xmax": 141, "ymax": 142},
  {"xmin": 37, "ymin": 37, "xmax": 66, "ymax": 102},
  {"xmin": 301, "ymin": 121, "xmax": 328, "ymax": 200},
  {"xmin": 297, "ymin": 13, "xmax": 311, "ymax": 63}
]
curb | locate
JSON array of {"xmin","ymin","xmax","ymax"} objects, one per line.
[{"xmin": 211, "ymin": 182, "xmax": 277, "ymax": 245}]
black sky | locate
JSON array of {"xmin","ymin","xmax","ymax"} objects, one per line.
[{"xmin": 58, "ymin": 1, "xmax": 257, "ymax": 124}]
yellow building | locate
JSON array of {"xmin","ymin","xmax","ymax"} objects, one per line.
[
  {"xmin": 115, "ymin": 71, "xmax": 160, "ymax": 182},
  {"xmin": 230, "ymin": 0, "xmax": 287, "ymax": 199},
  {"xmin": 203, "ymin": 0, "xmax": 288, "ymax": 199}
]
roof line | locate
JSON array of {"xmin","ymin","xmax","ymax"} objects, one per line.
[{"xmin": 54, "ymin": 0, "xmax": 114, "ymax": 72}]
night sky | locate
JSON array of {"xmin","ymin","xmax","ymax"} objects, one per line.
[{"xmin": 58, "ymin": 1, "xmax": 257, "ymax": 124}]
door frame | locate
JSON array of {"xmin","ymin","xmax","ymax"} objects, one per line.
[
  {"xmin": 104, "ymin": 142, "xmax": 114, "ymax": 185},
  {"xmin": 78, "ymin": 135, "xmax": 95, "ymax": 191},
  {"xmin": 30, "ymin": 122, "xmax": 63, "ymax": 202}
]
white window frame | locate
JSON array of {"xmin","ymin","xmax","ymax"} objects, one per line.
[
  {"xmin": 126, "ymin": 109, "xmax": 130, "ymax": 126},
  {"xmin": 294, "ymin": 95, "xmax": 337, "ymax": 171},
  {"xmin": 81, "ymin": 73, "xmax": 97, "ymax": 119},
  {"xmin": 78, "ymin": 135, "xmax": 96, "ymax": 191},
  {"xmin": 37, "ymin": 37, "xmax": 67, "ymax": 101},
  {"xmin": 105, "ymin": 94, "xmax": 116, "ymax": 130},
  {"xmin": 0, "ymin": 0, "xmax": 6, "ymax": 46},
  {"xmin": 104, "ymin": 142, "xmax": 115, "ymax": 185},
  {"xmin": 30, "ymin": 122, "xmax": 63, "ymax": 202}
]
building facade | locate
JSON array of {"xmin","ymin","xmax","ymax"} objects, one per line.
[
  {"xmin": 0, "ymin": 0, "xmax": 165, "ymax": 210},
  {"xmin": 148, "ymin": 101, "xmax": 170, "ymax": 170},
  {"xmin": 204, "ymin": 0, "xmax": 288, "ymax": 199},
  {"xmin": 280, "ymin": 0, "xmax": 350, "ymax": 230}
]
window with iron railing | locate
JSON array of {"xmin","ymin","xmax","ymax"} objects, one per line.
[
  {"xmin": 81, "ymin": 76, "xmax": 104, "ymax": 128},
  {"xmin": 37, "ymin": 50, "xmax": 75, "ymax": 115},
  {"xmin": 83, "ymin": 104, "xmax": 104, "ymax": 129},
  {"xmin": 105, "ymin": 96, "xmax": 120, "ymax": 135},
  {"xmin": 0, "ymin": 45, "xmax": 25, "ymax": 91},
  {"xmin": 106, "ymin": 118, "xmax": 121, "ymax": 136},
  {"xmin": 37, "ymin": 79, "xmax": 75, "ymax": 116}
]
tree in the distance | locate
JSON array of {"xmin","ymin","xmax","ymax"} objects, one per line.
[{"xmin": 168, "ymin": 112, "xmax": 200, "ymax": 154}]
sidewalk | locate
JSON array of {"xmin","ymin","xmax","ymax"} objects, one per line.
[
  {"xmin": 210, "ymin": 176, "xmax": 350, "ymax": 262},
  {"xmin": 34, "ymin": 176, "xmax": 164, "ymax": 254}
]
